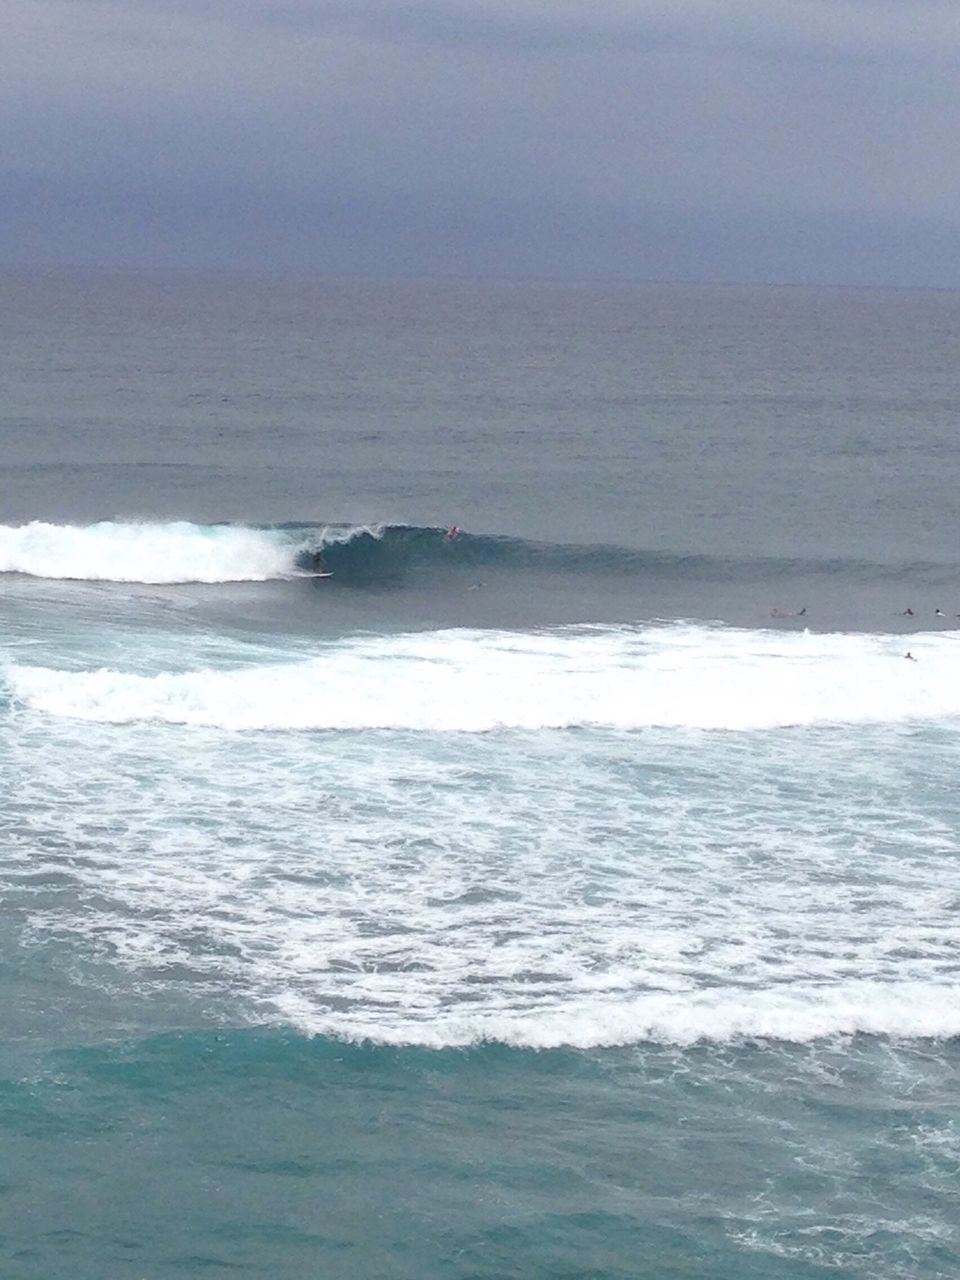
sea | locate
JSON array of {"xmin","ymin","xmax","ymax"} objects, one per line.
[{"xmin": 1, "ymin": 271, "xmax": 958, "ymax": 1279}]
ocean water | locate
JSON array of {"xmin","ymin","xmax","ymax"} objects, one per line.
[{"xmin": 1, "ymin": 273, "xmax": 959, "ymax": 1279}]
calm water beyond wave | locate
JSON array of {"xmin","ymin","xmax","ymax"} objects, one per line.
[{"xmin": 2, "ymin": 273, "xmax": 959, "ymax": 1279}]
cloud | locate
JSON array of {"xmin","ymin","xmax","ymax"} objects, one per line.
[
  {"xmin": 97, "ymin": 0, "xmax": 960, "ymax": 59},
  {"xmin": 2, "ymin": 0, "xmax": 959, "ymax": 282}
]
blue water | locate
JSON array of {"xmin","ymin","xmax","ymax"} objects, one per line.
[{"xmin": 1, "ymin": 273, "xmax": 959, "ymax": 1279}]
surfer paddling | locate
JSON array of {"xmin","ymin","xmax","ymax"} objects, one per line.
[{"xmin": 445, "ymin": 525, "xmax": 460, "ymax": 541}]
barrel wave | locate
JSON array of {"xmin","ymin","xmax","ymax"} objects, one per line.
[{"xmin": 4, "ymin": 519, "xmax": 959, "ymax": 588}]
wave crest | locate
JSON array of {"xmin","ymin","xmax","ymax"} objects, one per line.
[{"xmin": 0, "ymin": 520, "xmax": 311, "ymax": 583}]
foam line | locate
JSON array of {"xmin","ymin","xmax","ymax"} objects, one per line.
[
  {"xmin": 6, "ymin": 624, "xmax": 959, "ymax": 730},
  {"xmin": 289, "ymin": 981, "xmax": 960, "ymax": 1048}
]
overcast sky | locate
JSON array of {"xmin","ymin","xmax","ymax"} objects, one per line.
[{"xmin": 2, "ymin": 0, "xmax": 958, "ymax": 284}]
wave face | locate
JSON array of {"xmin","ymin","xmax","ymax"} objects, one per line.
[
  {"xmin": 6, "ymin": 623, "xmax": 959, "ymax": 731},
  {"xmin": 3, "ymin": 519, "xmax": 958, "ymax": 588}
]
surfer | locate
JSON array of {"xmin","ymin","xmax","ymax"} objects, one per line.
[
  {"xmin": 904, "ymin": 651, "xmax": 917, "ymax": 661},
  {"xmin": 900, "ymin": 607, "xmax": 914, "ymax": 617},
  {"xmin": 445, "ymin": 526, "xmax": 460, "ymax": 541}
]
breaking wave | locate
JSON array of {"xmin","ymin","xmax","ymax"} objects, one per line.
[
  {"xmin": 3, "ymin": 519, "xmax": 958, "ymax": 587},
  {"xmin": 7, "ymin": 623, "xmax": 960, "ymax": 730},
  {"xmin": 282, "ymin": 982, "xmax": 960, "ymax": 1049},
  {"xmin": 0, "ymin": 519, "xmax": 310, "ymax": 583}
]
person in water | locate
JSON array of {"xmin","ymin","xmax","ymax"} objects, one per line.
[
  {"xmin": 904, "ymin": 651, "xmax": 917, "ymax": 661},
  {"xmin": 901, "ymin": 607, "xmax": 914, "ymax": 616},
  {"xmin": 445, "ymin": 526, "xmax": 460, "ymax": 541}
]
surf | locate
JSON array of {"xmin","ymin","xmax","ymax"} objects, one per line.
[
  {"xmin": 6, "ymin": 623, "xmax": 960, "ymax": 730},
  {"xmin": 0, "ymin": 519, "xmax": 313, "ymax": 584},
  {"xmin": 5, "ymin": 519, "xmax": 959, "ymax": 590},
  {"xmin": 277, "ymin": 980, "xmax": 960, "ymax": 1049}
]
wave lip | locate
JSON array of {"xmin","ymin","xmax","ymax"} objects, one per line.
[
  {"xmin": 0, "ymin": 519, "xmax": 308, "ymax": 583},
  {"xmin": 6, "ymin": 624, "xmax": 960, "ymax": 731}
]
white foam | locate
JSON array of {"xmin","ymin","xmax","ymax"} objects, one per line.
[
  {"xmin": 6, "ymin": 684, "xmax": 960, "ymax": 1049},
  {"xmin": 291, "ymin": 982, "xmax": 960, "ymax": 1048},
  {"xmin": 7, "ymin": 624, "xmax": 960, "ymax": 731},
  {"xmin": 0, "ymin": 520, "xmax": 306, "ymax": 583}
]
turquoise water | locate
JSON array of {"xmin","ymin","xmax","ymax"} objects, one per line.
[
  {"xmin": 5, "ymin": 1034, "xmax": 957, "ymax": 1279},
  {"xmin": 1, "ymin": 274, "xmax": 959, "ymax": 1278}
]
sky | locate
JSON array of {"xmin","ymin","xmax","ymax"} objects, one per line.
[{"xmin": 2, "ymin": 0, "xmax": 959, "ymax": 285}]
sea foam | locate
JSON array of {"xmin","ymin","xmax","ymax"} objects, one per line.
[
  {"xmin": 288, "ymin": 981, "xmax": 960, "ymax": 1049},
  {"xmin": 6, "ymin": 624, "xmax": 959, "ymax": 731},
  {"xmin": 0, "ymin": 520, "xmax": 308, "ymax": 583}
]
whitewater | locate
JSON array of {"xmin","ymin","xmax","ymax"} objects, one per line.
[
  {"xmin": 8, "ymin": 693, "xmax": 960, "ymax": 1050},
  {"xmin": 6, "ymin": 595, "xmax": 959, "ymax": 1054},
  {"xmin": 6, "ymin": 623, "xmax": 960, "ymax": 730},
  {"xmin": 0, "ymin": 518, "xmax": 331, "ymax": 582}
]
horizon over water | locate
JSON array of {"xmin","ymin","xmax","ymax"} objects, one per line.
[{"xmin": 1, "ymin": 270, "xmax": 959, "ymax": 1279}]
